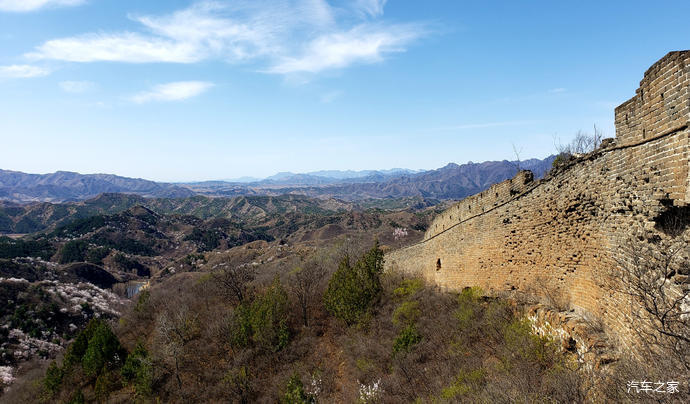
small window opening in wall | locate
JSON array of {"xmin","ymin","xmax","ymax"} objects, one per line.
[
  {"xmin": 625, "ymin": 114, "xmax": 628, "ymax": 123},
  {"xmin": 643, "ymin": 128, "xmax": 646, "ymax": 139},
  {"xmin": 436, "ymin": 258, "xmax": 441, "ymax": 271},
  {"xmin": 640, "ymin": 89, "xmax": 644, "ymax": 101},
  {"xmin": 661, "ymin": 92, "xmax": 664, "ymax": 100}
]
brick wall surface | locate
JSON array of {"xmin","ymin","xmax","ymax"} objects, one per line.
[
  {"xmin": 615, "ymin": 51, "xmax": 689, "ymax": 146},
  {"xmin": 386, "ymin": 51, "xmax": 690, "ymax": 348}
]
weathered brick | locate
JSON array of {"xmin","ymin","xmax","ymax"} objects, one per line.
[{"xmin": 386, "ymin": 51, "xmax": 690, "ymax": 350}]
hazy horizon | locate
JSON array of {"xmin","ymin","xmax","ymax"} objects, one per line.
[
  {"xmin": 1, "ymin": 155, "xmax": 556, "ymax": 184},
  {"xmin": 1, "ymin": 0, "xmax": 689, "ymax": 181}
]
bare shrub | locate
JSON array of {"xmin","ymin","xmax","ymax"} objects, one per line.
[
  {"xmin": 531, "ymin": 275, "xmax": 571, "ymax": 311},
  {"xmin": 556, "ymin": 125, "xmax": 604, "ymax": 156},
  {"xmin": 288, "ymin": 254, "xmax": 327, "ymax": 327},
  {"xmin": 596, "ymin": 354, "xmax": 685, "ymax": 403},
  {"xmin": 155, "ymin": 304, "xmax": 201, "ymax": 391},
  {"xmin": 213, "ymin": 262, "xmax": 256, "ymax": 304},
  {"xmin": 512, "ymin": 143, "xmax": 523, "ymax": 173},
  {"xmin": 332, "ymin": 235, "xmax": 371, "ymax": 265},
  {"xmin": 21, "ymin": 236, "xmax": 593, "ymax": 402},
  {"xmin": 606, "ymin": 229, "xmax": 690, "ymax": 375},
  {"xmin": 0, "ymin": 359, "xmax": 49, "ymax": 403},
  {"xmin": 552, "ymin": 125, "xmax": 604, "ymax": 171},
  {"xmin": 581, "ymin": 312, "xmax": 606, "ymax": 335}
]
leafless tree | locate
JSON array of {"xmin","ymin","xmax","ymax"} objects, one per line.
[
  {"xmin": 156, "ymin": 306, "xmax": 201, "ymax": 390},
  {"xmin": 288, "ymin": 255, "xmax": 327, "ymax": 327},
  {"xmin": 532, "ymin": 275, "xmax": 571, "ymax": 312},
  {"xmin": 555, "ymin": 125, "xmax": 604, "ymax": 156},
  {"xmin": 337, "ymin": 236, "xmax": 369, "ymax": 264},
  {"xmin": 607, "ymin": 228, "xmax": 690, "ymax": 374},
  {"xmin": 213, "ymin": 263, "xmax": 256, "ymax": 304},
  {"xmin": 512, "ymin": 143, "xmax": 523, "ymax": 173}
]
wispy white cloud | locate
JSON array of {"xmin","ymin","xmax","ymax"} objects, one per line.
[
  {"xmin": 0, "ymin": 0, "xmax": 85, "ymax": 12},
  {"xmin": 27, "ymin": 0, "xmax": 427, "ymax": 76},
  {"xmin": 59, "ymin": 80, "xmax": 95, "ymax": 93},
  {"xmin": 130, "ymin": 81, "xmax": 214, "ymax": 104},
  {"xmin": 548, "ymin": 87, "xmax": 566, "ymax": 94},
  {"xmin": 0, "ymin": 64, "xmax": 50, "ymax": 78},
  {"xmin": 353, "ymin": 0, "xmax": 387, "ymax": 17},
  {"xmin": 30, "ymin": 33, "xmax": 201, "ymax": 63},
  {"xmin": 267, "ymin": 24, "xmax": 422, "ymax": 74}
]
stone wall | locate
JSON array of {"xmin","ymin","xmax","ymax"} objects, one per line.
[
  {"xmin": 615, "ymin": 51, "xmax": 689, "ymax": 146},
  {"xmin": 424, "ymin": 170, "xmax": 535, "ymax": 240},
  {"xmin": 386, "ymin": 51, "xmax": 690, "ymax": 347}
]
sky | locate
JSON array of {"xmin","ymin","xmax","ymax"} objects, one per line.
[{"xmin": 0, "ymin": 0, "xmax": 688, "ymax": 182}]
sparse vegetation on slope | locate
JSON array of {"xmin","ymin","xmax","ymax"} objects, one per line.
[
  {"xmin": 10, "ymin": 240, "xmax": 588, "ymax": 402},
  {"xmin": 0, "ymin": 195, "xmax": 437, "ymax": 399}
]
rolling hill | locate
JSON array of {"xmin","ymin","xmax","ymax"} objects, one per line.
[
  {"xmin": 0, "ymin": 156, "xmax": 555, "ymax": 205},
  {"xmin": 0, "ymin": 170, "xmax": 194, "ymax": 203}
]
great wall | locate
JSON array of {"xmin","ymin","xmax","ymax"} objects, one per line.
[{"xmin": 386, "ymin": 50, "xmax": 690, "ymax": 357}]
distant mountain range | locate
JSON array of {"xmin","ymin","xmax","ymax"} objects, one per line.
[
  {"xmin": 262, "ymin": 168, "xmax": 422, "ymax": 184},
  {"xmin": 0, "ymin": 157, "xmax": 555, "ymax": 204},
  {"xmin": 0, "ymin": 170, "xmax": 194, "ymax": 203},
  {"xmin": 185, "ymin": 157, "xmax": 556, "ymax": 201},
  {"xmin": 220, "ymin": 168, "xmax": 421, "ymax": 183},
  {"xmin": 303, "ymin": 157, "xmax": 554, "ymax": 200}
]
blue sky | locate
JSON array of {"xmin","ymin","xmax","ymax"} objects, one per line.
[{"xmin": 0, "ymin": 0, "xmax": 688, "ymax": 182}]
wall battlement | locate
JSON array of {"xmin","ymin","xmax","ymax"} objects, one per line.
[
  {"xmin": 387, "ymin": 52, "xmax": 690, "ymax": 349},
  {"xmin": 425, "ymin": 170, "xmax": 534, "ymax": 240},
  {"xmin": 614, "ymin": 51, "xmax": 689, "ymax": 147}
]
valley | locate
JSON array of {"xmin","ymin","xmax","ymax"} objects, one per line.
[
  {"xmin": 1, "ymin": 1, "xmax": 688, "ymax": 400},
  {"xmin": 0, "ymin": 192, "xmax": 441, "ymax": 399}
]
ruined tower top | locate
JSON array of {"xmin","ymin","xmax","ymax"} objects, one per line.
[{"xmin": 614, "ymin": 50, "xmax": 690, "ymax": 146}]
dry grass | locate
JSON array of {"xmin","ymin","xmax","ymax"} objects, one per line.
[{"xmin": 9, "ymin": 236, "xmax": 594, "ymax": 403}]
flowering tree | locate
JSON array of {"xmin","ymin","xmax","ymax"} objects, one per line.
[{"xmin": 393, "ymin": 228, "xmax": 408, "ymax": 241}]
